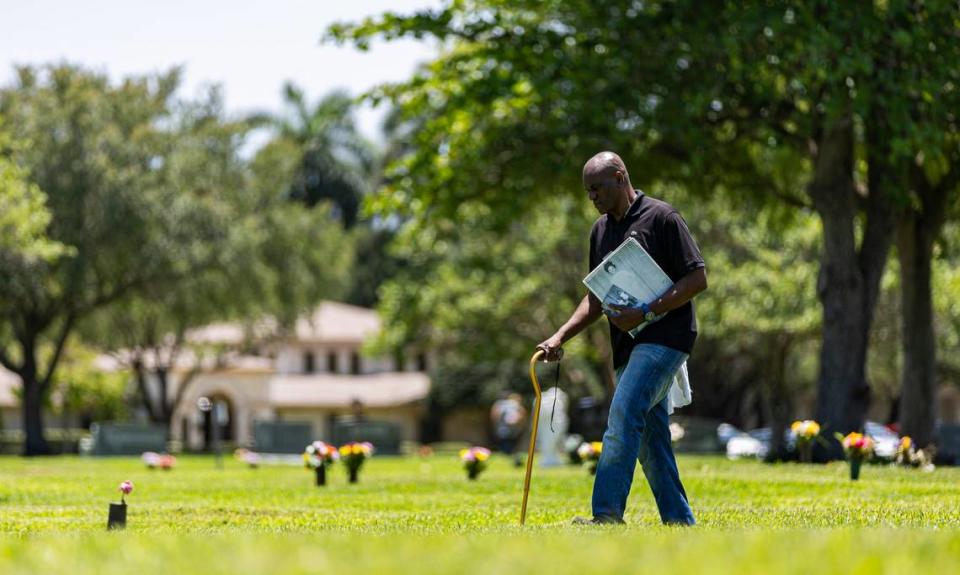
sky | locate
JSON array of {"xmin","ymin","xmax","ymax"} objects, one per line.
[{"xmin": 0, "ymin": 0, "xmax": 442, "ymax": 143}]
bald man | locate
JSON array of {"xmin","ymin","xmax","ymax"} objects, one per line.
[{"xmin": 537, "ymin": 151, "xmax": 707, "ymax": 525}]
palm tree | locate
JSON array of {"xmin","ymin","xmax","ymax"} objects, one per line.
[{"xmin": 274, "ymin": 83, "xmax": 375, "ymax": 228}]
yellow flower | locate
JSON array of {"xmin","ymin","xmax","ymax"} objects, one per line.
[
  {"xmin": 591, "ymin": 442, "xmax": 603, "ymax": 454},
  {"xmin": 792, "ymin": 420, "xmax": 820, "ymax": 439},
  {"xmin": 459, "ymin": 448, "xmax": 469, "ymax": 458},
  {"xmin": 900, "ymin": 436, "xmax": 912, "ymax": 450},
  {"xmin": 476, "ymin": 451, "xmax": 489, "ymax": 461},
  {"xmin": 339, "ymin": 446, "xmax": 350, "ymax": 456}
]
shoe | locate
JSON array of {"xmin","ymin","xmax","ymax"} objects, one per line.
[{"xmin": 571, "ymin": 515, "xmax": 625, "ymax": 526}]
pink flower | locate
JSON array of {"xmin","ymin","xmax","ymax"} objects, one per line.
[
  {"xmin": 142, "ymin": 451, "xmax": 161, "ymax": 468},
  {"xmin": 119, "ymin": 480, "xmax": 133, "ymax": 503}
]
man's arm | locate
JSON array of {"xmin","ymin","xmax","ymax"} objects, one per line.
[
  {"xmin": 608, "ymin": 267, "xmax": 708, "ymax": 333},
  {"xmin": 537, "ymin": 292, "xmax": 604, "ymax": 360}
]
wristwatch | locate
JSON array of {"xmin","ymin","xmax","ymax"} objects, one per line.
[{"xmin": 640, "ymin": 302, "xmax": 658, "ymax": 323}]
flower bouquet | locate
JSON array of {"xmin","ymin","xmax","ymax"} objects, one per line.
[
  {"xmin": 339, "ymin": 442, "xmax": 374, "ymax": 483},
  {"xmin": 459, "ymin": 446, "xmax": 491, "ymax": 480},
  {"xmin": 836, "ymin": 431, "xmax": 874, "ymax": 480},
  {"xmin": 791, "ymin": 420, "xmax": 821, "ymax": 463},
  {"xmin": 564, "ymin": 434, "xmax": 585, "ymax": 464},
  {"xmin": 108, "ymin": 480, "xmax": 133, "ymax": 530},
  {"xmin": 895, "ymin": 436, "xmax": 916, "ymax": 467},
  {"xmin": 142, "ymin": 452, "xmax": 176, "ymax": 470},
  {"xmin": 303, "ymin": 441, "xmax": 339, "ymax": 486},
  {"xmin": 234, "ymin": 448, "xmax": 261, "ymax": 468},
  {"xmin": 142, "ymin": 451, "xmax": 161, "ymax": 469},
  {"xmin": 577, "ymin": 441, "xmax": 603, "ymax": 475},
  {"xmin": 894, "ymin": 436, "xmax": 936, "ymax": 471}
]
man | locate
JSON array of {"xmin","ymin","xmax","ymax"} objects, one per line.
[{"xmin": 537, "ymin": 151, "xmax": 707, "ymax": 525}]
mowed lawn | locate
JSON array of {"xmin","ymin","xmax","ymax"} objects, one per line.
[{"xmin": 1, "ymin": 454, "xmax": 958, "ymax": 574}]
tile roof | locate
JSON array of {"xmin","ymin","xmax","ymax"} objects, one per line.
[{"xmin": 268, "ymin": 371, "xmax": 429, "ymax": 408}]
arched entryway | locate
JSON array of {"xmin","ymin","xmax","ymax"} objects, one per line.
[{"xmin": 201, "ymin": 394, "xmax": 234, "ymax": 451}]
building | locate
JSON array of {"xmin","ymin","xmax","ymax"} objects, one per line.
[
  {"xmin": 0, "ymin": 366, "xmax": 20, "ymax": 432},
  {"xmin": 0, "ymin": 301, "xmax": 505, "ymax": 451},
  {"xmin": 165, "ymin": 301, "xmax": 432, "ymax": 451}
]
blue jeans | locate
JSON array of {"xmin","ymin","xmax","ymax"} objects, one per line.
[{"xmin": 592, "ymin": 344, "xmax": 695, "ymax": 525}]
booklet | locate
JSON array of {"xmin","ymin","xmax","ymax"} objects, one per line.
[{"xmin": 582, "ymin": 237, "xmax": 674, "ymax": 337}]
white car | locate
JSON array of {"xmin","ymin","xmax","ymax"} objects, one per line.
[{"xmin": 864, "ymin": 421, "xmax": 900, "ymax": 460}]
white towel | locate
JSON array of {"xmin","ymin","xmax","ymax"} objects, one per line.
[{"xmin": 666, "ymin": 361, "xmax": 692, "ymax": 415}]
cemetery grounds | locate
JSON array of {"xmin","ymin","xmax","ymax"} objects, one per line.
[{"xmin": 0, "ymin": 454, "xmax": 959, "ymax": 574}]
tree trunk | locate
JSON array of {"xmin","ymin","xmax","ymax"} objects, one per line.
[
  {"xmin": 157, "ymin": 367, "xmax": 171, "ymax": 420},
  {"xmin": 762, "ymin": 334, "xmax": 793, "ymax": 462},
  {"xmin": 133, "ymin": 358, "xmax": 161, "ymax": 423},
  {"xmin": 896, "ymin": 212, "xmax": 937, "ymax": 447},
  {"xmin": 895, "ymin": 159, "xmax": 951, "ymax": 448},
  {"xmin": 808, "ymin": 117, "xmax": 893, "ymax": 459},
  {"xmin": 20, "ymin": 344, "xmax": 50, "ymax": 456}
]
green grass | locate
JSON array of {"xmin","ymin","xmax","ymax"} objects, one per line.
[{"xmin": 1, "ymin": 454, "xmax": 958, "ymax": 573}]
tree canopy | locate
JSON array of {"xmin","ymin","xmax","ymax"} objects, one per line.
[
  {"xmin": 0, "ymin": 65, "xmax": 353, "ymax": 453},
  {"xmin": 329, "ymin": 0, "xmax": 960, "ymax": 454}
]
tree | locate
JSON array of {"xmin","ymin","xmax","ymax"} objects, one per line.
[
  {"xmin": 329, "ymin": 1, "xmax": 958, "ymax": 456},
  {"xmin": 272, "ymin": 84, "xmax": 375, "ymax": 228},
  {"xmin": 0, "ymin": 123, "xmax": 68, "ymax": 263},
  {"xmin": 887, "ymin": 1, "xmax": 960, "ymax": 447},
  {"xmin": 51, "ymin": 344, "xmax": 128, "ymax": 429},
  {"xmin": 692, "ymin": 198, "xmax": 821, "ymax": 458},
  {"xmin": 368, "ymin": 193, "xmax": 612, "ymax": 417},
  {"xmin": 0, "ymin": 65, "xmax": 227, "ymax": 454},
  {"xmin": 81, "ymin": 94, "xmax": 354, "ymax": 435},
  {"xmin": 259, "ymin": 84, "xmax": 404, "ymax": 308}
]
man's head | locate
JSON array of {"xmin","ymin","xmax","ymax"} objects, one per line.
[{"xmin": 583, "ymin": 151, "xmax": 633, "ymax": 216}]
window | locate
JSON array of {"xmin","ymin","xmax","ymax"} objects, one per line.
[
  {"xmin": 328, "ymin": 351, "xmax": 339, "ymax": 374},
  {"xmin": 303, "ymin": 351, "xmax": 315, "ymax": 374},
  {"xmin": 351, "ymin": 352, "xmax": 361, "ymax": 375}
]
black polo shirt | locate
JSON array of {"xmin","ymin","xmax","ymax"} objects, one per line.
[{"xmin": 588, "ymin": 191, "xmax": 705, "ymax": 369}]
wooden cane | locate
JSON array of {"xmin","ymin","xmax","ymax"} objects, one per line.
[{"xmin": 520, "ymin": 349, "xmax": 545, "ymax": 525}]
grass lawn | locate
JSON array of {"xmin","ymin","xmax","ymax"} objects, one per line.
[{"xmin": 0, "ymin": 453, "xmax": 958, "ymax": 573}]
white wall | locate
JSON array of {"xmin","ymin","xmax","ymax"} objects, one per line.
[{"xmin": 275, "ymin": 343, "xmax": 407, "ymax": 375}]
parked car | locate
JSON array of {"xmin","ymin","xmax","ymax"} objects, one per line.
[
  {"xmin": 863, "ymin": 421, "xmax": 899, "ymax": 460},
  {"xmin": 718, "ymin": 423, "xmax": 767, "ymax": 459}
]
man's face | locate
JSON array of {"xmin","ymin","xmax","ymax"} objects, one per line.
[{"xmin": 584, "ymin": 170, "xmax": 622, "ymax": 215}]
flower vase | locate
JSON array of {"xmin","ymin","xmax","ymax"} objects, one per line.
[
  {"xmin": 315, "ymin": 465, "xmax": 326, "ymax": 486},
  {"xmin": 349, "ymin": 467, "xmax": 359, "ymax": 483},
  {"xmin": 588, "ymin": 463, "xmax": 597, "ymax": 476},
  {"xmin": 798, "ymin": 441, "xmax": 812, "ymax": 464},
  {"xmin": 850, "ymin": 458, "xmax": 862, "ymax": 481},
  {"xmin": 107, "ymin": 502, "xmax": 127, "ymax": 530},
  {"xmin": 467, "ymin": 467, "xmax": 479, "ymax": 480}
]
